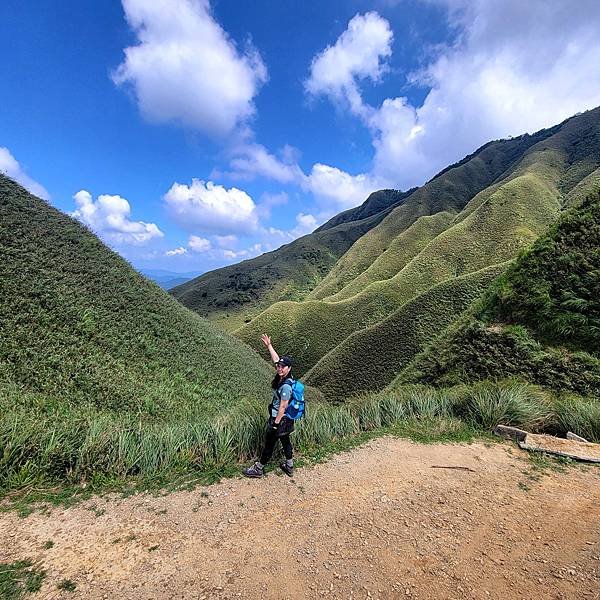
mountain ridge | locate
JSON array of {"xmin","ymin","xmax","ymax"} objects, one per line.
[{"xmin": 234, "ymin": 108, "xmax": 600, "ymax": 395}]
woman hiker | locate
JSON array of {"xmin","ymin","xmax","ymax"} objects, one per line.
[{"xmin": 243, "ymin": 333, "xmax": 295, "ymax": 478}]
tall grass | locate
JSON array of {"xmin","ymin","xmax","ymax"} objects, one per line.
[
  {"xmin": 1, "ymin": 380, "xmax": 597, "ymax": 497},
  {"xmin": 456, "ymin": 380, "xmax": 554, "ymax": 430},
  {"xmin": 552, "ymin": 395, "xmax": 600, "ymax": 442}
]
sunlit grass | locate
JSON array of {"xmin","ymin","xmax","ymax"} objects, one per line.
[{"xmin": 3, "ymin": 378, "xmax": 597, "ymax": 505}]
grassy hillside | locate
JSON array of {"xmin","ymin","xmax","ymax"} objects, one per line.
[
  {"xmin": 304, "ymin": 263, "xmax": 507, "ymax": 398},
  {"xmin": 325, "ymin": 211, "xmax": 455, "ymax": 301},
  {"xmin": 236, "ymin": 133, "xmax": 570, "ymax": 375},
  {"xmin": 308, "ymin": 124, "xmax": 562, "ymax": 301},
  {"xmin": 235, "ymin": 108, "xmax": 600, "ymax": 390},
  {"xmin": 399, "ymin": 190, "xmax": 600, "ymax": 396},
  {"xmin": 171, "ymin": 188, "xmax": 413, "ymax": 331},
  {"xmin": 0, "ymin": 175, "xmax": 284, "ymax": 490},
  {"xmin": 314, "ymin": 188, "xmax": 414, "ymax": 231}
]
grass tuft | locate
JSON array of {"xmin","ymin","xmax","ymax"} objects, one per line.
[{"xmin": 0, "ymin": 560, "xmax": 45, "ymax": 599}]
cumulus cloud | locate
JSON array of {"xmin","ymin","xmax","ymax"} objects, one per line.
[
  {"xmin": 223, "ymin": 248, "xmax": 248, "ymax": 259},
  {"xmin": 225, "ymin": 143, "xmax": 305, "ymax": 183},
  {"xmin": 71, "ymin": 190, "xmax": 163, "ymax": 245},
  {"xmin": 163, "ymin": 179, "xmax": 259, "ymax": 235},
  {"xmin": 307, "ymin": 3, "xmax": 600, "ymax": 191},
  {"xmin": 304, "ymin": 163, "xmax": 386, "ymax": 212},
  {"xmin": 215, "ymin": 234, "xmax": 238, "ymax": 248},
  {"xmin": 113, "ymin": 0, "xmax": 267, "ymax": 136},
  {"xmin": 165, "ymin": 246, "xmax": 187, "ymax": 256},
  {"xmin": 370, "ymin": 0, "xmax": 600, "ymax": 187},
  {"xmin": 291, "ymin": 212, "xmax": 318, "ymax": 237},
  {"xmin": 0, "ymin": 147, "xmax": 50, "ymax": 200},
  {"xmin": 305, "ymin": 12, "xmax": 393, "ymax": 117},
  {"xmin": 256, "ymin": 191, "xmax": 289, "ymax": 219},
  {"xmin": 188, "ymin": 235, "xmax": 212, "ymax": 252}
]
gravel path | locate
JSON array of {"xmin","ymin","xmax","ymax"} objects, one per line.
[{"xmin": 1, "ymin": 438, "xmax": 599, "ymax": 599}]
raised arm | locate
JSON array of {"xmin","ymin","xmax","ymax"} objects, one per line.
[{"xmin": 261, "ymin": 333, "xmax": 280, "ymax": 364}]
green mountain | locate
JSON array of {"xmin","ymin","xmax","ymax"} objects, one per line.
[
  {"xmin": 234, "ymin": 108, "xmax": 600, "ymax": 396},
  {"xmin": 0, "ymin": 175, "xmax": 287, "ymax": 487},
  {"xmin": 141, "ymin": 269, "xmax": 199, "ymax": 290},
  {"xmin": 170, "ymin": 188, "xmax": 414, "ymax": 331},
  {"xmin": 398, "ymin": 189, "xmax": 600, "ymax": 396},
  {"xmin": 0, "ymin": 174, "xmax": 275, "ymax": 416}
]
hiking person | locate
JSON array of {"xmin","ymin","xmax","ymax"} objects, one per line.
[{"xmin": 243, "ymin": 333, "xmax": 296, "ymax": 478}]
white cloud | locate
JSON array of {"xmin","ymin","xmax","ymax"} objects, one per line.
[
  {"xmin": 291, "ymin": 212, "xmax": 318, "ymax": 237},
  {"xmin": 371, "ymin": 0, "xmax": 600, "ymax": 187},
  {"xmin": 188, "ymin": 235, "xmax": 212, "ymax": 252},
  {"xmin": 71, "ymin": 190, "xmax": 163, "ymax": 245},
  {"xmin": 165, "ymin": 246, "xmax": 188, "ymax": 256},
  {"xmin": 223, "ymin": 242, "xmax": 264, "ymax": 261},
  {"xmin": 306, "ymin": 3, "xmax": 600, "ymax": 191},
  {"xmin": 305, "ymin": 12, "xmax": 393, "ymax": 117},
  {"xmin": 0, "ymin": 147, "xmax": 50, "ymax": 200},
  {"xmin": 113, "ymin": 0, "xmax": 267, "ymax": 136},
  {"xmin": 223, "ymin": 249, "xmax": 248, "ymax": 259},
  {"xmin": 215, "ymin": 234, "xmax": 238, "ymax": 248},
  {"xmin": 225, "ymin": 143, "xmax": 305, "ymax": 183},
  {"xmin": 164, "ymin": 179, "xmax": 259, "ymax": 235},
  {"xmin": 256, "ymin": 191, "xmax": 289, "ymax": 219},
  {"xmin": 304, "ymin": 163, "xmax": 386, "ymax": 212}
]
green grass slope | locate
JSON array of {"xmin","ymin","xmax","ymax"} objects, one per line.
[
  {"xmin": 304, "ymin": 263, "xmax": 507, "ymax": 398},
  {"xmin": 0, "ymin": 175, "xmax": 279, "ymax": 488},
  {"xmin": 399, "ymin": 190, "xmax": 600, "ymax": 396},
  {"xmin": 325, "ymin": 211, "xmax": 455, "ymax": 302},
  {"xmin": 170, "ymin": 189, "xmax": 413, "ymax": 331},
  {"xmin": 236, "ymin": 138, "xmax": 567, "ymax": 375},
  {"xmin": 307, "ymin": 123, "xmax": 562, "ymax": 301},
  {"xmin": 236, "ymin": 108, "xmax": 600, "ymax": 385}
]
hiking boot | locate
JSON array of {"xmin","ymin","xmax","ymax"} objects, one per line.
[
  {"xmin": 243, "ymin": 462, "xmax": 264, "ymax": 478},
  {"xmin": 279, "ymin": 462, "xmax": 294, "ymax": 477}
]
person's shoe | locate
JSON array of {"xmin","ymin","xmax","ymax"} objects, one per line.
[
  {"xmin": 243, "ymin": 462, "xmax": 264, "ymax": 478},
  {"xmin": 279, "ymin": 462, "xmax": 294, "ymax": 477}
]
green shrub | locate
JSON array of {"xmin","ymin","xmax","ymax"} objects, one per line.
[{"xmin": 457, "ymin": 380, "xmax": 553, "ymax": 431}]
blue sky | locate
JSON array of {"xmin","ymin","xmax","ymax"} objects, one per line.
[{"xmin": 2, "ymin": 1, "xmax": 600, "ymax": 274}]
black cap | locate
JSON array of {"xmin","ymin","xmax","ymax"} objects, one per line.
[{"xmin": 276, "ymin": 356, "xmax": 293, "ymax": 367}]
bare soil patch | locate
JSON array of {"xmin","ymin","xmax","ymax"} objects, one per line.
[{"xmin": 1, "ymin": 438, "xmax": 599, "ymax": 600}]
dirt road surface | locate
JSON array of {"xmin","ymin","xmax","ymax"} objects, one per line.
[{"xmin": 1, "ymin": 438, "xmax": 599, "ymax": 600}]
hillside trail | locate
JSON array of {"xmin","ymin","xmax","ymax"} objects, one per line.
[{"xmin": 1, "ymin": 438, "xmax": 599, "ymax": 600}]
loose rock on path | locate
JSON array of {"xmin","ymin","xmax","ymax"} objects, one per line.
[{"xmin": 1, "ymin": 438, "xmax": 599, "ymax": 599}]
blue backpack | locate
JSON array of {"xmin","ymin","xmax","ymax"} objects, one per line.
[{"xmin": 284, "ymin": 377, "xmax": 306, "ymax": 420}]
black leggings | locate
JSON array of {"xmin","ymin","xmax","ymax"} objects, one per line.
[{"xmin": 260, "ymin": 428, "xmax": 293, "ymax": 464}]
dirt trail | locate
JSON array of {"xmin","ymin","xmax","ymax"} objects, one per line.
[{"xmin": 1, "ymin": 438, "xmax": 599, "ymax": 600}]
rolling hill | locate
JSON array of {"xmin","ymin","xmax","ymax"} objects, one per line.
[
  {"xmin": 170, "ymin": 188, "xmax": 414, "ymax": 331},
  {"xmin": 234, "ymin": 108, "xmax": 600, "ymax": 395},
  {"xmin": 397, "ymin": 189, "xmax": 600, "ymax": 396},
  {"xmin": 0, "ymin": 175, "xmax": 288, "ymax": 487}
]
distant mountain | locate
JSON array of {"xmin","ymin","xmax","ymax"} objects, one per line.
[
  {"xmin": 141, "ymin": 269, "xmax": 200, "ymax": 290},
  {"xmin": 314, "ymin": 188, "xmax": 416, "ymax": 232},
  {"xmin": 232, "ymin": 108, "xmax": 600, "ymax": 397},
  {"xmin": 170, "ymin": 187, "xmax": 414, "ymax": 331}
]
